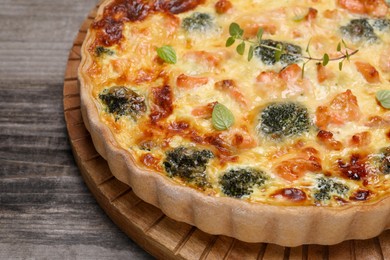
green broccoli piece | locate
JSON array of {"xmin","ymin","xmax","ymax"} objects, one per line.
[
  {"xmin": 372, "ymin": 19, "xmax": 390, "ymax": 31},
  {"xmin": 378, "ymin": 147, "xmax": 390, "ymax": 175},
  {"xmin": 95, "ymin": 46, "xmax": 114, "ymax": 57},
  {"xmin": 340, "ymin": 19, "xmax": 378, "ymax": 44},
  {"xmin": 259, "ymin": 102, "xmax": 310, "ymax": 139},
  {"xmin": 181, "ymin": 12, "xmax": 214, "ymax": 32},
  {"xmin": 219, "ymin": 168, "xmax": 268, "ymax": 198},
  {"xmin": 254, "ymin": 39, "xmax": 302, "ymax": 65},
  {"xmin": 313, "ymin": 177, "xmax": 349, "ymax": 202},
  {"xmin": 99, "ymin": 86, "xmax": 146, "ymax": 120},
  {"xmin": 163, "ymin": 147, "xmax": 214, "ymax": 188}
]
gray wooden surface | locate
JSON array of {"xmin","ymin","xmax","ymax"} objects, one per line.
[{"xmin": 0, "ymin": 0, "xmax": 154, "ymax": 259}]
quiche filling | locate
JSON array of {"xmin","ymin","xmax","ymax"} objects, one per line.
[{"xmin": 84, "ymin": 0, "xmax": 390, "ymax": 206}]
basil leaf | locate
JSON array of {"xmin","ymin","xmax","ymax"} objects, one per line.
[
  {"xmin": 212, "ymin": 103, "xmax": 235, "ymax": 130},
  {"xmin": 376, "ymin": 90, "xmax": 390, "ymax": 109},
  {"xmin": 157, "ymin": 45, "xmax": 177, "ymax": 64}
]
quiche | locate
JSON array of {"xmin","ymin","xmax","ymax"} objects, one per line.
[{"xmin": 79, "ymin": 0, "xmax": 390, "ymax": 246}]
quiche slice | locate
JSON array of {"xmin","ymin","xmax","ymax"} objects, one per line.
[{"xmin": 79, "ymin": 0, "xmax": 390, "ymax": 246}]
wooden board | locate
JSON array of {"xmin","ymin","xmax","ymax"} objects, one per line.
[{"xmin": 63, "ymin": 4, "xmax": 390, "ymax": 259}]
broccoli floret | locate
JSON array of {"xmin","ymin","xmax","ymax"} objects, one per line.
[
  {"xmin": 379, "ymin": 147, "xmax": 390, "ymax": 174},
  {"xmin": 340, "ymin": 19, "xmax": 378, "ymax": 44},
  {"xmin": 219, "ymin": 168, "xmax": 268, "ymax": 198},
  {"xmin": 313, "ymin": 177, "xmax": 349, "ymax": 202},
  {"xmin": 95, "ymin": 46, "xmax": 114, "ymax": 57},
  {"xmin": 181, "ymin": 12, "xmax": 214, "ymax": 32},
  {"xmin": 99, "ymin": 86, "xmax": 146, "ymax": 120},
  {"xmin": 259, "ymin": 102, "xmax": 310, "ymax": 139},
  {"xmin": 372, "ymin": 19, "xmax": 390, "ymax": 31},
  {"xmin": 254, "ymin": 39, "xmax": 302, "ymax": 65},
  {"xmin": 163, "ymin": 147, "xmax": 214, "ymax": 188}
]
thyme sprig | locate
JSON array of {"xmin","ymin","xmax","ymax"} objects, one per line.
[{"xmin": 226, "ymin": 23, "xmax": 359, "ymax": 76}]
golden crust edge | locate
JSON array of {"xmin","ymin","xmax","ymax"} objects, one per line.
[{"xmin": 77, "ymin": 0, "xmax": 390, "ymax": 246}]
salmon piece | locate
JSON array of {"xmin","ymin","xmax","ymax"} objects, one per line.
[
  {"xmin": 275, "ymin": 158, "xmax": 322, "ymax": 182},
  {"xmin": 214, "ymin": 80, "xmax": 248, "ymax": 107},
  {"xmin": 316, "ymin": 90, "xmax": 362, "ymax": 129},
  {"xmin": 176, "ymin": 74, "xmax": 209, "ymax": 88},
  {"xmin": 355, "ymin": 61, "xmax": 381, "ymax": 83},
  {"xmin": 316, "ymin": 64, "xmax": 334, "ymax": 83},
  {"xmin": 379, "ymin": 48, "xmax": 390, "ymax": 73},
  {"xmin": 256, "ymin": 71, "xmax": 279, "ymax": 83},
  {"xmin": 183, "ymin": 51, "xmax": 223, "ymax": 69},
  {"xmin": 317, "ymin": 130, "xmax": 343, "ymax": 150},
  {"xmin": 350, "ymin": 131, "xmax": 371, "ymax": 146},
  {"xmin": 273, "ymin": 146, "xmax": 322, "ymax": 182},
  {"xmin": 338, "ymin": 0, "xmax": 388, "ymax": 17},
  {"xmin": 279, "ymin": 64, "xmax": 302, "ymax": 82},
  {"xmin": 323, "ymin": 9, "xmax": 339, "ymax": 19},
  {"xmin": 191, "ymin": 102, "xmax": 217, "ymax": 118},
  {"xmin": 215, "ymin": 0, "xmax": 232, "ymax": 14},
  {"xmin": 305, "ymin": 7, "xmax": 318, "ymax": 22}
]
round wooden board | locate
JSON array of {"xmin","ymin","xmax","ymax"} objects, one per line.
[{"xmin": 64, "ymin": 3, "xmax": 390, "ymax": 259}]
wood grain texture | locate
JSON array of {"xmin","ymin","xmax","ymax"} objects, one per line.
[
  {"xmin": 64, "ymin": 4, "xmax": 390, "ymax": 260},
  {"xmin": 0, "ymin": 0, "xmax": 153, "ymax": 258}
]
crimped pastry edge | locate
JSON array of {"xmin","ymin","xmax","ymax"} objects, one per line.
[{"xmin": 77, "ymin": 0, "xmax": 390, "ymax": 247}]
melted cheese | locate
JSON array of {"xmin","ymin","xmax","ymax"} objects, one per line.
[{"xmin": 85, "ymin": 0, "xmax": 390, "ymax": 206}]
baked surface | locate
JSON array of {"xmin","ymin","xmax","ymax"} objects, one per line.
[{"xmin": 79, "ymin": 0, "xmax": 390, "ymax": 245}]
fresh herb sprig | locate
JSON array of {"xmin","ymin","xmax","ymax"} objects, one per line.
[{"xmin": 226, "ymin": 23, "xmax": 358, "ymax": 76}]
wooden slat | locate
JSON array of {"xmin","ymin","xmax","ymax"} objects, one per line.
[
  {"xmin": 146, "ymin": 216, "xmax": 193, "ymax": 253},
  {"xmin": 226, "ymin": 240, "xmax": 264, "ymax": 259},
  {"xmin": 354, "ymin": 239, "xmax": 383, "ymax": 260},
  {"xmin": 176, "ymin": 229, "xmax": 216, "ymax": 260},
  {"xmin": 288, "ymin": 246, "xmax": 304, "ymax": 260},
  {"xmin": 63, "ymin": 79, "xmax": 80, "ymax": 97},
  {"xmin": 328, "ymin": 241, "xmax": 353, "ymax": 259},
  {"xmin": 204, "ymin": 236, "xmax": 234, "ymax": 260},
  {"xmin": 379, "ymin": 231, "xmax": 390, "ymax": 258},
  {"xmin": 263, "ymin": 244, "xmax": 285, "ymax": 260}
]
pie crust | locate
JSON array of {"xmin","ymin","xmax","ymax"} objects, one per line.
[{"xmin": 79, "ymin": 0, "xmax": 390, "ymax": 246}]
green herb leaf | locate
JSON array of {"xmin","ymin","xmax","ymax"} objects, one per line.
[
  {"xmin": 336, "ymin": 42, "xmax": 341, "ymax": 52},
  {"xmin": 226, "ymin": 36, "xmax": 235, "ymax": 47},
  {"xmin": 212, "ymin": 103, "xmax": 235, "ymax": 130},
  {"xmin": 342, "ymin": 39, "xmax": 348, "ymax": 49},
  {"xmin": 229, "ymin": 23, "xmax": 243, "ymax": 37},
  {"xmin": 274, "ymin": 43, "xmax": 283, "ymax": 62},
  {"xmin": 376, "ymin": 90, "xmax": 390, "ymax": 109},
  {"xmin": 345, "ymin": 50, "xmax": 350, "ymax": 61},
  {"xmin": 322, "ymin": 53, "xmax": 329, "ymax": 66},
  {"xmin": 157, "ymin": 45, "xmax": 177, "ymax": 64},
  {"xmin": 248, "ymin": 45, "xmax": 254, "ymax": 61},
  {"xmin": 236, "ymin": 41, "xmax": 245, "ymax": 55},
  {"xmin": 305, "ymin": 39, "xmax": 312, "ymax": 57},
  {"xmin": 339, "ymin": 61, "xmax": 343, "ymax": 71},
  {"xmin": 256, "ymin": 28, "xmax": 264, "ymax": 42},
  {"xmin": 302, "ymin": 62, "xmax": 306, "ymax": 78}
]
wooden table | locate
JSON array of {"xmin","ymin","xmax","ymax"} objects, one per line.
[{"xmin": 0, "ymin": 0, "xmax": 153, "ymax": 258}]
